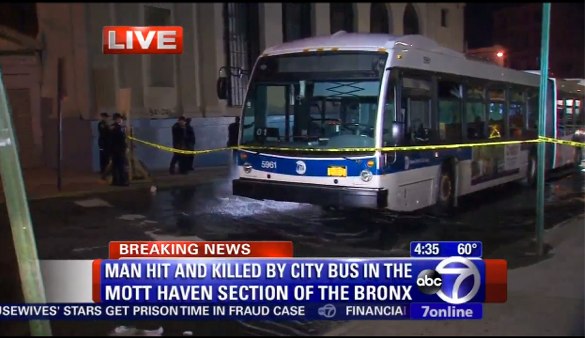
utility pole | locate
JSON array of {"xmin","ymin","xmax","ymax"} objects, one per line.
[
  {"xmin": 0, "ymin": 70, "xmax": 52, "ymax": 335},
  {"xmin": 536, "ymin": 3, "xmax": 551, "ymax": 257}
]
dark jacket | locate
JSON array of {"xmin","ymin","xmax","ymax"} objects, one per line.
[
  {"xmin": 98, "ymin": 120, "xmax": 111, "ymax": 149},
  {"xmin": 110, "ymin": 122, "xmax": 127, "ymax": 155},
  {"xmin": 185, "ymin": 124, "xmax": 196, "ymax": 149},
  {"xmin": 227, "ymin": 122, "xmax": 239, "ymax": 147},
  {"xmin": 172, "ymin": 122, "xmax": 187, "ymax": 149}
]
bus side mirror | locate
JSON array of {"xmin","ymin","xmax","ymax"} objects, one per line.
[{"xmin": 216, "ymin": 77, "xmax": 228, "ymax": 100}]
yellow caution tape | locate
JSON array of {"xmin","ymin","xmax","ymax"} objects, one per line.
[
  {"xmin": 128, "ymin": 136, "xmax": 233, "ymax": 155},
  {"xmin": 127, "ymin": 135, "xmax": 585, "ymax": 155},
  {"xmin": 538, "ymin": 136, "xmax": 585, "ymax": 148},
  {"xmin": 239, "ymin": 139, "xmax": 541, "ymax": 152}
]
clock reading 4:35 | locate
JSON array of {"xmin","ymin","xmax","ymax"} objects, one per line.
[{"xmin": 413, "ymin": 243, "xmax": 440, "ymax": 256}]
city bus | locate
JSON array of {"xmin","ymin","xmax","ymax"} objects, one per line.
[
  {"xmin": 221, "ymin": 32, "xmax": 584, "ymax": 212},
  {"xmin": 552, "ymin": 78, "xmax": 585, "ymax": 167}
]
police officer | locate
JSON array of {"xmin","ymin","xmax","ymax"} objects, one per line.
[
  {"xmin": 110, "ymin": 113, "xmax": 129, "ymax": 186},
  {"xmin": 169, "ymin": 116, "xmax": 187, "ymax": 174},
  {"xmin": 97, "ymin": 112, "xmax": 111, "ymax": 177},
  {"xmin": 227, "ymin": 116, "xmax": 240, "ymax": 147}
]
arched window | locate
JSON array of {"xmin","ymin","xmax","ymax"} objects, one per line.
[
  {"xmin": 330, "ymin": 3, "xmax": 354, "ymax": 33},
  {"xmin": 403, "ymin": 3, "xmax": 420, "ymax": 35},
  {"xmin": 282, "ymin": 3, "xmax": 312, "ymax": 42},
  {"xmin": 223, "ymin": 3, "xmax": 260, "ymax": 106},
  {"xmin": 370, "ymin": 3, "xmax": 390, "ymax": 33}
]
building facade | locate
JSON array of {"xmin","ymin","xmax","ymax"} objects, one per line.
[
  {"xmin": 493, "ymin": 3, "xmax": 584, "ymax": 78},
  {"xmin": 7, "ymin": 3, "xmax": 465, "ymax": 171},
  {"xmin": 0, "ymin": 26, "xmax": 43, "ymax": 169}
]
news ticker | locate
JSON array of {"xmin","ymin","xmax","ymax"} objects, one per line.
[
  {"xmin": 0, "ymin": 303, "xmax": 483, "ymax": 321},
  {"xmin": 2, "ymin": 241, "xmax": 506, "ymax": 321}
]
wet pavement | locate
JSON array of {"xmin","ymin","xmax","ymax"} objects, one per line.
[{"xmin": 0, "ymin": 168, "xmax": 583, "ymax": 336}]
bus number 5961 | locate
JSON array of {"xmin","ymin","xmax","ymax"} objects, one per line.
[{"xmin": 261, "ymin": 161, "xmax": 277, "ymax": 169}]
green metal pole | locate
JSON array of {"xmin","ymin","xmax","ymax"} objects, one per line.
[
  {"xmin": 536, "ymin": 3, "xmax": 551, "ymax": 257},
  {"xmin": 0, "ymin": 69, "xmax": 52, "ymax": 335}
]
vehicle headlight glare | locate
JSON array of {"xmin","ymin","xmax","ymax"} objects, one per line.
[
  {"xmin": 360, "ymin": 169, "xmax": 373, "ymax": 182},
  {"xmin": 243, "ymin": 163, "xmax": 252, "ymax": 173}
]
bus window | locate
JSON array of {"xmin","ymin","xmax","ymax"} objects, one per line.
[
  {"xmin": 487, "ymin": 87, "xmax": 505, "ymax": 139},
  {"xmin": 527, "ymin": 90, "xmax": 539, "ymax": 130},
  {"xmin": 402, "ymin": 76, "xmax": 432, "ymax": 144},
  {"xmin": 573, "ymin": 97, "xmax": 585, "ymax": 128},
  {"xmin": 465, "ymin": 84, "xmax": 486, "ymax": 140},
  {"xmin": 564, "ymin": 97, "xmax": 584, "ymax": 134},
  {"xmin": 241, "ymin": 51, "xmax": 387, "ymax": 150},
  {"xmin": 509, "ymin": 88, "xmax": 526, "ymax": 139},
  {"xmin": 382, "ymin": 83, "xmax": 395, "ymax": 146},
  {"xmin": 265, "ymin": 85, "xmax": 287, "ymax": 140},
  {"xmin": 438, "ymin": 80, "xmax": 463, "ymax": 142},
  {"xmin": 556, "ymin": 98, "xmax": 567, "ymax": 136}
]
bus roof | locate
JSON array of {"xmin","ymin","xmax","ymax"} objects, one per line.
[
  {"xmin": 262, "ymin": 31, "xmax": 541, "ymax": 87},
  {"xmin": 263, "ymin": 31, "xmax": 461, "ymax": 57},
  {"xmin": 557, "ymin": 78, "xmax": 585, "ymax": 96}
]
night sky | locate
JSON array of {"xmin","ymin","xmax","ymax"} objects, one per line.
[
  {"xmin": 465, "ymin": 2, "xmax": 585, "ymax": 49},
  {"xmin": 464, "ymin": 3, "xmax": 521, "ymax": 49}
]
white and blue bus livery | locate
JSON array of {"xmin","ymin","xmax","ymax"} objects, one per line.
[{"xmin": 223, "ymin": 32, "xmax": 584, "ymax": 212}]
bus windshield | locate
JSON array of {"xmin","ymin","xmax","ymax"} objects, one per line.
[{"xmin": 240, "ymin": 52, "xmax": 388, "ymax": 151}]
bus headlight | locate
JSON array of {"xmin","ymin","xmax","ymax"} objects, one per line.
[
  {"xmin": 243, "ymin": 163, "xmax": 252, "ymax": 173},
  {"xmin": 360, "ymin": 169, "xmax": 373, "ymax": 182}
]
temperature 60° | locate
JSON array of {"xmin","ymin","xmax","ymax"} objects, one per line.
[{"xmin": 457, "ymin": 243, "xmax": 478, "ymax": 255}]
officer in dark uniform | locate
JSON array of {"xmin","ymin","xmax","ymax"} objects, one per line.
[
  {"xmin": 227, "ymin": 117, "xmax": 241, "ymax": 165},
  {"xmin": 185, "ymin": 118, "xmax": 196, "ymax": 171},
  {"xmin": 169, "ymin": 116, "xmax": 187, "ymax": 174},
  {"xmin": 97, "ymin": 112, "xmax": 111, "ymax": 176},
  {"xmin": 227, "ymin": 116, "xmax": 240, "ymax": 147},
  {"xmin": 110, "ymin": 113, "xmax": 129, "ymax": 186}
]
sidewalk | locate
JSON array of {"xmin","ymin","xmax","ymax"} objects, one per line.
[
  {"xmin": 0, "ymin": 166, "xmax": 232, "ymax": 203},
  {"xmin": 324, "ymin": 214, "xmax": 585, "ymax": 336}
]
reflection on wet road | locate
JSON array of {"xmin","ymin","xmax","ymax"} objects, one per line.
[
  {"xmin": 2, "ymin": 171, "xmax": 581, "ymax": 336},
  {"xmin": 142, "ymin": 172, "xmax": 584, "ymax": 262},
  {"xmin": 112, "ymin": 171, "xmax": 583, "ymax": 336}
]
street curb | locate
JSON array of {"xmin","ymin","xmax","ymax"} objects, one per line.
[
  {"xmin": 321, "ymin": 213, "xmax": 585, "ymax": 337},
  {"xmin": 0, "ymin": 170, "xmax": 232, "ymax": 204},
  {"xmin": 544, "ymin": 213, "xmax": 584, "ymax": 247}
]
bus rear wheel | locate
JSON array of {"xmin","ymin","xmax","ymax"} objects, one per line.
[
  {"xmin": 524, "ymin": 153, "xmax": 537, "ymax": 187},
  {"xmin": 436, "ymin": 164, "xmax": 455, "ymax": 211},
  {"xmin": 575, "ymin": 148, "xmax": 584, "ymax": 170}
]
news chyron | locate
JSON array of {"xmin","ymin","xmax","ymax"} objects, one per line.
[
  {"xmin": 0, "ymin": 241, "xmax": 507, "ymax": 321},
  {"xmin": 102, "ymin": 26, "xmax": 183, "ymax": 54}
]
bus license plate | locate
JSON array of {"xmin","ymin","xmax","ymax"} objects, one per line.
[{"xmin": 327, "ymin": 166, "xmax": 347, "ymax": 177}]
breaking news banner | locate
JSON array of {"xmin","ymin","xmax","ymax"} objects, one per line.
[{"xmin": 0, "ymin": 241, "xmax": 507, "ymax": 321}]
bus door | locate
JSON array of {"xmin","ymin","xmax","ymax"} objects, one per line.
[
  {"xmin": 402, "ymin": 77, "xmax": 432, "ymax": 145},
  {"xmin": 545, "ymin": 79, "xmax": 556, "ymax": 170}
]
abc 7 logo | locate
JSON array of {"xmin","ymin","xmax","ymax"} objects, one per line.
[{"xmin": 416, "ymin": 256, "xmax": 481, "ymax": 304}]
